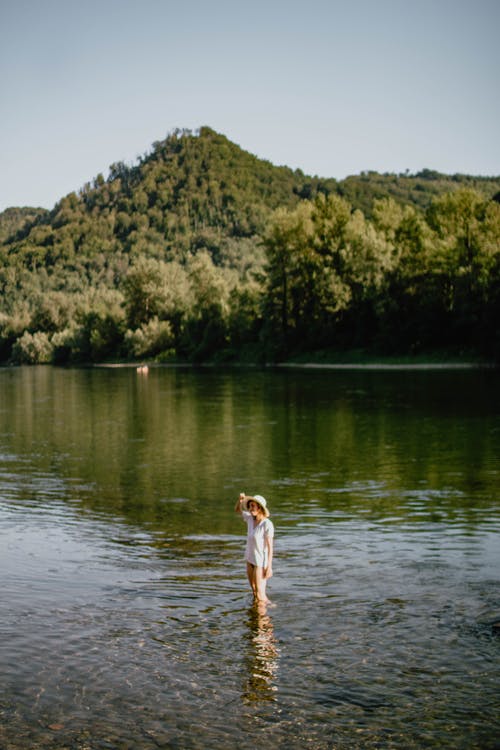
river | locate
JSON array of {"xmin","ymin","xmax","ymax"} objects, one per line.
[{"xmin": 0, "ymin": 365, "xmax": 499, "ymax": 748}]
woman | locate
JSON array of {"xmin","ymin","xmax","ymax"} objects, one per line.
[{"xmin": 235, "ymin": 492, "xmax": 274, "ymax": 604}]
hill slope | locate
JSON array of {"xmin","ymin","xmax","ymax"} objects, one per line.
[
  {"xmin": 0, "ymin": 206, "xmax": 48, "ymax": 244},
  {"xmin": 2, "ymin": 126, "xmax": 499, "ymax": 270},
  {"xmin": 2, "ymin": 127, "xmax": 336, "ymax": 271}
]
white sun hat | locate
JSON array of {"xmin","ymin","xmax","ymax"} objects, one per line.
[{"xmin": 243, "ymin": 494, "xmax": 270, "ymax": 517}]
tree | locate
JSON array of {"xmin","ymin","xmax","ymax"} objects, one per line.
[
  {"xmin": 182, "ymin": 251, "xmax": 233, "ymax": 360},
  {"xmin": 123, "ymin": 257, "xmax": 191, "ymax": 332},
  {"xmin": 425, "ymin": 190, "xmax": 500, "ymax": 351},
  {"xmin": 262, "ymin": 202, "xmax": 314, "ymax": 354}
]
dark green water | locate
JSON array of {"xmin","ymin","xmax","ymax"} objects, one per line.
[{"xmin": 1, "ymin": 365, "xmax": 499, "ymax": 749}]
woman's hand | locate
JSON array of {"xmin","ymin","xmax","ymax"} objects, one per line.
[
  {"xmin": 264, "ymin": 566, "xmax": 273, "ymax": 579},
  {"xmin": 235, "ymin": 492, "xmax": 246, "ymax": 513}
]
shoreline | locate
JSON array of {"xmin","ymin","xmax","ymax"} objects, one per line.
[
  {"xmin": 3, "ymin": 358, "xmax": 495, "ymax": 371},
  {"xmin": 273, "ymin": 361, "xmax": 494, "ymax": 371},
  {"xmin": 92, "ymin": 360, "xmax": 496, "ymax": 371}
]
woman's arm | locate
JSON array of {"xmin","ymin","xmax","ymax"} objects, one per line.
[
  {"xmin": 264, "ymin": 534, "xmax": 273, "ymax": 578},
  {"xmin": 234, "ymin": 492, "xmax": 246, "ymax": 514}
]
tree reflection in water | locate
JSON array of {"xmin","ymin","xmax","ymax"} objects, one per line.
[{"xmin": 242, "ymin": 603, "xmax": 279, "ymax": 704}]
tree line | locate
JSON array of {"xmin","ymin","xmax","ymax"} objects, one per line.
[{"xmin": 0, "ymin": 128, "xmax": 499, "ymax": 364}]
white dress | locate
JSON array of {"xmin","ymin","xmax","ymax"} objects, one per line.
[{"xmin": 242, "ymin": 510, "xmax": 274, "ymax": 567}]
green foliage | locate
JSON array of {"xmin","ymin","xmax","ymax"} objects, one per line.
[
  {"xmin": 261, "ymin": 201, "xmax": 314, "ymax": 355},
  {"xmin": 262, "ymin": 189, "xmax": 500, "ymax": 359},
  {"xmin": 123, "ymin": 257, "xmax": 191, "ymax": 330},
  {"xmin": 180, "ymin": 251, "xmax": 235, "ymax": 361},
  {"xmin": 262, "ymin": 195, "xmax": 397, "ymax": 354},
  {"xmin": 0, "ymin": 206, "xmax": 48, "ymax": 244},
  {"xmin": 11, "ymin": 331, "xmax": 53, "ymax": 364},
  {"xmin": 339, "ymin": 170, "xmax": 500, "ymax": 218},
  {"xmin": 51, "ymin": 325, "xmax": 80, "ymax": 365},
  {"xmin": 72, "ymin": 289, "xmax": 126, "ymax": 363},
  {"xmin": 125, "ymin": 318, "xmax": 174, "ymax": 359},
  {"xmin": 1, "ymin": 128, "xmax": 499, "ymax": 363}
]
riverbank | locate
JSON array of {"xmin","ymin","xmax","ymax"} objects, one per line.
[
  {"xmin": 93, "ymin": 358, "xmax": 497, "ymax": 371},
  {"xmin": 63, "ymin": 345, "xmax": 498, "ymax": 370},
  {"xmin": 274, "ymin": 361, "xmax": 492, "ymax": 370},
  {"xmin": 273, "ymin": 346, "xmax": 497, "ymax": 367}
]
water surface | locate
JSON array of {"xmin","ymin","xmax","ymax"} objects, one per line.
[{"xmin": 1, "ymin": 365, "xmax": 499, "ymax": 748}]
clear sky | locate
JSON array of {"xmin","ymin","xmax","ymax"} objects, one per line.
[{"xmin": 1, "ymin": 0, "xmax": 499, "ymax": 211}]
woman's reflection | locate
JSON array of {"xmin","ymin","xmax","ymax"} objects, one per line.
[{"xmin": 242, "ymin": 603, "xmax": 279, "ymax": 703}]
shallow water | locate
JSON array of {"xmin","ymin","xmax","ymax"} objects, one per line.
[{"xmin": 0, "ymin": 365, "xmax": 499, "ymax": 749}]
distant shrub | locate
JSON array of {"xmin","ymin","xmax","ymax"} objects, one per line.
[
  {"xmin": 125, "ymin": 317, "xmax": 174, "ymax": 358},
  {"xmin": 11, "ymin": 331, "xmax": 54, "ymax": 364}
]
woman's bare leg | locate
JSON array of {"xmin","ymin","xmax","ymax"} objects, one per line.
[
  {"xmin": 254, "ymin": 566, "xmax": 270, "ymax": 603},
  {"xmin": 246, "ymin": 562, "xmax": 257, "ymax": 597}
]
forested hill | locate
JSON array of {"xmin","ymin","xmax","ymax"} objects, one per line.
[
  {"xmin": 0, "ymin": 127, "xmax": 335, "ymax": 265},
  {"xmin": 1, "ymin": 126, "xmax": 499, "ymax": 365},
  {"xmin": 1, "ymin": 126, "xmax": 499, "ymax": 259},
  {"xmin": 0, "ymin": 127, "xmax": 337, "ymax": 267}
]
